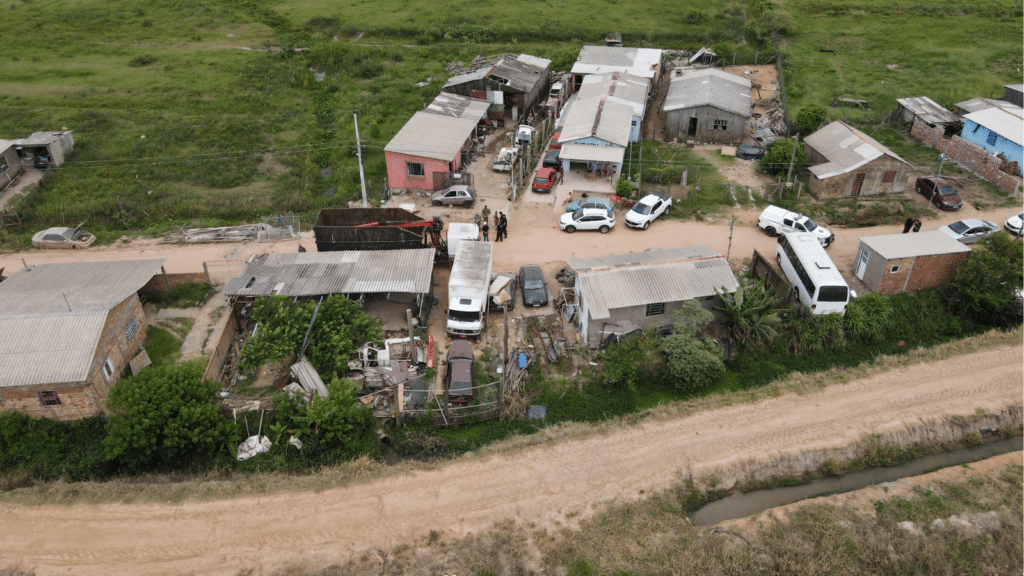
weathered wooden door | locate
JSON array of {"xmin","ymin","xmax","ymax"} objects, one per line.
[{"xmin": 851, "ymin": 172, "xmax": 865, "ymax": 196}]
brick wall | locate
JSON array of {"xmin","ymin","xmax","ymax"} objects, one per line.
[
  {"xmin": 877, "ymin": 256, "xmax": 913, "ymax": 294},
  {"xmin": 385, "ymin": 152, "xmax": 457, "ymax": 192},
  {"xmin": 905, "ymin": 252, "xmax": 970, "ymax": 292},
  {"xmin": 139, "ymin": 271, "xmax": 210, "ymax": 295},
  {"xmin": 910, "ymin": 117, "xmax": 1022, "ymax": 196},
  {"xmin": 807, "ymin": 155, "xmax": 910, "ymax": 199},
  {"xmin": 203, "ymin": 312, "xmax": 241, "ymax": 383},
  {"xmin": 0, "ymin": 385, "xmax": 102, "ymax": 421}
]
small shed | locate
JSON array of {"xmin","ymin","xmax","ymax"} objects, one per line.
[
  {"xmin": 570, "ymin": 46, "xmax": 663, "ymax": 93},
  {"xmin": 566, "ymin": 246, "xmax": 739, "ymax": 348},
  {"xmin": 384, "ymin": 112, "xmax": 479, "ymax": 192},
  {"xmin": 11, "ymin": 131, "xmax": 74, "ymax": 168},
  {"xmin": 663, "ymin": 68, "xmax": 751, "ymax": 144},
  {"xmin": 1002, "ymin": 84, "xmax": 1023, "ymax": 108},
  {"xmin": 853, "ymin": 231, "xmax": 970, "ymax": 294},
  {"xmin": 893, "ymin": 97, "xmax": 960, "ymax": 130},
  {"xmin": 443, "ymin": 53, "xmax": 551, "ymax": 123},
  {"xmin": 223, "ymin": 249, "xmax": 436, "ymax": 328},
  {"xmin": 805, "ymin": 120, "xmax": 913, "ymax": 198},
  {"xmin": 0, "ymin": 139, "xmax": 24, "ymax": 190}
]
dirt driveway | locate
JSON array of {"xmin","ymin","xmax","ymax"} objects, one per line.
[{"xmin": 1, "ymin": 344, "xmax": 1020, "ymax": 575}]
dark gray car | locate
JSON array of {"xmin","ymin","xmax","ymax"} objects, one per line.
[{"xmin": 518, "ymin": 264, "xmax": 548, "ymax": 307}]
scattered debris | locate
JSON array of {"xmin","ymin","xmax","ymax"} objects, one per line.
[
  {"xmin": 162, "ymin": 223, "xmax": 297, "ymax": 244},
  {"xmin": 237, "ymin": 435, "xmax": 272, "ymax": 461}
]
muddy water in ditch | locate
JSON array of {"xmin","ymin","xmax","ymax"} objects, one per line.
[{"xmin": 689, "ymin": 437, "xmax": 1023, "ymax": 526}]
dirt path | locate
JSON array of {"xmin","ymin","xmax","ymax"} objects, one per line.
[{"xmin": 2, "ymin": 345, "xmax": 1020, "ymax": 575}]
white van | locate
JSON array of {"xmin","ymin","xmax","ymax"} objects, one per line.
[
  {"xmin": 758, "ymin": 205, "xmax": 834, "ymax": 247},
  {"xmin": 492, "ymin": 147, "xmax": 518, "ymax": 172},
  {"xmin": 776, "ymin": 232, "xmax": 849, "ymax": 315}
]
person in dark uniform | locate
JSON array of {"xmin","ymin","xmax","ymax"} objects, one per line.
[
  {"xmin": 903, "ymin": 217, "xmax": 914, "ymax": 233},
  {"xmin": 912, "ymin": 218, "xmax": 922, "ymax": 233}
]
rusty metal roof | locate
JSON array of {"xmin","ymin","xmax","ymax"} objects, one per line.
[
  {"xmin": 567, "ymin": 247, "xmax": 738, "ymax": 320},
  {"xmin": 223, "ymin": 249, "xmax": 435, "ymax": 297}
]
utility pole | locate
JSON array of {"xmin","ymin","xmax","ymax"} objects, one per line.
[
  {"xmin": 726, "ymin": 219, "xmax": 735, "ymax": 261},
  {"xmin": 353, "ymin": 112, "xmax": 368, "ymax": 208},
  {"xmin": 786, "ymin": 133, "xmax": 800, "ymax": 187},
  {"xmin": 936, "ymin": 152, "xmax": 947, "ymax": 179}
]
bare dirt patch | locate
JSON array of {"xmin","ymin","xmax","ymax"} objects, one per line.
[{"xmin": 1, "ymin": 344, "xmax": 1020, "ymax": 575}]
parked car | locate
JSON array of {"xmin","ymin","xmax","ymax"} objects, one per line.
[
  {"xmin": 542, "ymin": 149, "xmax": 561, "ymax": 169},
  {"xmin": 736, "ymin": 144, "xmax": 765, "ymax": 160},
  {"xmin": 489, "ymin": 273, "xmax": 517, "ymax": 311},
  {"xmin": 492, "ymin": 147, "xmax": 518, "ymax": 172},
  {"xmin": 624, "ymin": 192, "xmax": 672, "ymax": 229},
  {"xmin": 915, "ymin": 177, "xmax": 962, "ymax": 211},
  {"xmin": 559, "ymin": 207, "xmax": 615, "ymax": 234},
  {"xmin": 549, "ymin": 130, "xmax": 562, "ymax": 151},
  {"xmin": 565, "ymin": 196, "xmax": 615, "ymax": 216},
  {"xmin": 937, "ymin": 219, "xmax": 1000, "ymax": 243},
  {"xmin": 532, "ymin": 167, "xmax": 557, "ymax": 193},
  {"xmin": 431, "ymin": 185, "xmax": 476, "ymax": 207},
  {"xmin": 33, "ymin": 153, "xmax": 50, "ymax": 170},
  {"xmin": 445, "ymin": 340, "xmax": 475, "ymax": 405},
  {"xmin": 518, "ymin": 264, "xmax": 548, "ymax": 307},
  {"xmin": 757, "ymin": 205, "xmax": 834, "ymax": 246},
  {"xmin": 31, "ymin": 224, "xmax": 96, "ymax": 249},
  {"xmin": 1004, "ymin": 212, "xmax": 1023, "ymax": 236}
]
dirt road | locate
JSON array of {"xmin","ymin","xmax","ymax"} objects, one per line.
[{"xmin": 2, "ymin": 344, "xmax": 1020, "ymax": 575}]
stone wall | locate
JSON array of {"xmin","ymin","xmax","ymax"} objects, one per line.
[{"xmin": 910, "ymin": 117, "xmax": 1021, "ymax": 196}]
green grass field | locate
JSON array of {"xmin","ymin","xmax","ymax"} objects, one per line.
[{"xmin": 0, "ymin": 0, "xmax": 1018, "ymax": 248}]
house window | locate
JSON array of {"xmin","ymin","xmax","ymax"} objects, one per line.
[
  {"xmin": 103, "ymin": 359, "xmax": 115, "ymax": 379},
  {"xmin": 882, "ymin": 171, "xmax": 896, "ymax": 184},
  {"xmin": 986, "ymin": 131, "xmax": 997, "ymax": 146},
  {"xmin": 890, "ymin": 265, "xmax": 900, "ymax": 273},
  {"xmin": 713, "ymin": 119, "xmax": 727, "ymax": 131},
  {"xmin": 124, "ymin": 317, "xmax": 139, "ymax": 341},
  {"xmin": 406, "ymin": 162, "xmax": 425, "ymax": 177},
  {"xmin": 646, "ymin": 302, "xmax": 666, "ymax": 316},
  {"xmin": 37, "ymin": 391, "xmax": 61, "ymax": 406}
]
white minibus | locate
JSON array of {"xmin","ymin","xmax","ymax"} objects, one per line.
[{"xmin": 775, "ymin": 232, "xmax": 850, "ymax": 315}]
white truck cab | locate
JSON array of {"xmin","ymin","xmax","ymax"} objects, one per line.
[{"xmin": 757, "ymin": 205, "xmax": 834, "ymax": 247}]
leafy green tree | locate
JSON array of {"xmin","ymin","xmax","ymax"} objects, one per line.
[
  {"xmin": 240, "ymin": 295, "xmax": 383, "ymax": 374},
  {"xmin": 715, "ymin": 281, "xmax": 781, "ymax": 350},
  {"xmin": 599, "ymin": 330, "xmax": 664, "ymax": 391},
  {"xmin": 272, "ymin": 377, "xmax": 378, "ymax": 460},
  {"xmin": 795, "ymin": 104, "xmax": 828, "ymax": 135},
  {"xmin": 760, "ymin": 138, "xmax": 805, "ymax": 177},
  {"xmin": 661, "ymin": 302, "xmax": 725, "ymax": 393},
  {"xmin": 104, "ymin": 362, "xmax": 237, "ymax": 471},
  {"xmin": 950, "ymin": 234, "xmax": 1024, "ymax": 326}
]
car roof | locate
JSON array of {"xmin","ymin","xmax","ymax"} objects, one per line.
[
  {"xmin": 536, "ymin": 167, "xmax": 556, "ymax": 176},
  {"xmin": 519, "ymin": 264, "xmax": 542, "ymax": 275},
  {"xmin": 638, "ymin": 192, "xmax": 669, "ymax": 204},
  {"xmin": 578, "ymin": 207, "xmax": 611, "ymax": 217},
  {"xmin": 958, "ymin": 219, "xmax": 992, "ymax": 227},
  {"xmin": 448, "ymin": 339, "xmax": 474, "ymax": 359}
]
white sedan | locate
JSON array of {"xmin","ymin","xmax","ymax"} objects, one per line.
[
  {"xmin": 559, "ymin": 208, "xmax": 615, "ymax": 234},
  {"xmin": 624, "ymin": 192, "xmax": 672, "ymax": 229},
  {"xmin": 1005, "ymin": 212, "xmax": 1023, "ymax": 236},
  {"xmin": 937, "ymin": 219, "xmax": 1001, "ymax": 244}
]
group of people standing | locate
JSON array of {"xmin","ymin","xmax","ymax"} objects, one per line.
[
  {"xmin": 480, "ymin": 205, "xmax": 508, "ymax": 242},
  {"xmin": 902, "ymin": 217, "xmax": 922, "ymax": 233}
]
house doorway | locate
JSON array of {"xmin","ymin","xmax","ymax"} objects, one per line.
[
  {"xmin": 851, "ymin": 172, "xmax": 865, "ymax": 196},
  {"xmin": 687, "ymin": 117, "xmax": 697, "ymax": 137},
  {"xmin": 855, "ymin": 248, "xmax": 869, "ymax": 280}
]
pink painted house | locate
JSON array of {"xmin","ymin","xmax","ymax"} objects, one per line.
[{"xmin": 384, "ymin": 95, "xmax": 488, "ymax": 192}]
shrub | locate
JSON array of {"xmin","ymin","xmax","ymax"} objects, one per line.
[
  {"xmin": 795, "ymin": 104, "xmax": 828, "ymax": 135},
  {"xmin": 104, "ymin": 362, "xmax": 238, "ymax": 471},
  {"xmin": 661, "ymin": 303, "xmax": 726, "ymax": 393},
  {"xmin": 270, "ymin": 378, "xmax": 379, "ymax": 461},
  {"xmin": 761, "ymin": 138, "xmax": 805, "ymax": 177},
  {"xmin": 598, "ymin": 330, "xmax": 664, "ymax": 391},
  {"xmin": 949, "ymin": 234, "xmax": 1024, "ymax": 327},
  {"xmin": 716, "ymin": 280, "xmax": 781, "ymax": 350}
]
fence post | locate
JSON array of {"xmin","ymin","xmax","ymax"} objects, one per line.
[{"xmin": 203, "ymin": 261, "xmax": 212, "ymax": 286}]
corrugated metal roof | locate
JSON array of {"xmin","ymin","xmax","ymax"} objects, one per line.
[
  {"xmin": 559, "ymin": 97, "xmax": 632, "ymax": 146},
  {"xmin": 806, "ymin": 120, "xmax": 911, "ymax": 179},
  {"xmin": 571, "ymin": 46, "xmax": 663, "ymax": 80},
  {"xmin": 954, "ymin": 97, "xmax": 1018, "ymax": 115},
  {"xmin": 558, "ymin": 143, "xmax": 625, "ymax": 163},
  {"xmin": 490, "ymin": 57, "xmax": 547, "ymax": 92},
  {"xmin": 568, "ymin": 246, "xmax": 738, "ymax": 320},
  {"xmin": 859, "ymin": 231, "xmax": 970, "ymax": 260},
  {"xmin": 424, "ymin": 93, "xmax": 490, "ymax": 121},
  {"xmin": 663, "ymin": 68, "xmax": 752, "ymax": 117},
  {"xmin": 444, "ymin": 67, "xmax": 492, "ymax": 88},
  {"xmin": 0, "ymin": 258, "xmax": 166, "ymax": 315},
  {"xmin": 0, "ymin": 314, "xmax": 106, "ymax": 387},
  {"xmin": 964, "ymin": 106, "xmax": 1024, "ymax": 146},
  {"xmin": 384, "ymin": 112, "xmax": 478, "ymax": 161},
  {"xmin": 223, "ymin": 249, "xmax": 435, "ymax": 297},
  {"xmin": 577, "ymin": 72, "xmax": 649, "ymax": 117},
  {"xmin": 11, "ymin": 130, "xmax": 73, "ymax": 147},
  {"xmin": 516, "ymin": 54, "xmax": 551, "ymax": 69},
  {"xmin": 895, "ymin": 96, "xmax": 960, "ymax": 125}
]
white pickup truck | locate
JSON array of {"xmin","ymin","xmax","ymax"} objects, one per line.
[{"xmin": 492, "ymin": 147, "xmax": 519, "ymax": 172}]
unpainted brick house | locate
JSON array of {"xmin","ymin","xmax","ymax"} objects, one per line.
[
  {"xmin": 853, "ymin": 232, "xmax": 970, "ymax": 294},
  {"xmin": 805, "ymin": 120, "xmax": 913, "ymax": 199},
  {"xmin": 0, "ymin": 259, "xmax": 167, "ymax": 420}
]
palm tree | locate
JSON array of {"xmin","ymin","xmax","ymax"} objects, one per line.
[{"xmin": 715, "ymin": 280, "xmax": 781, "ymax": 350}]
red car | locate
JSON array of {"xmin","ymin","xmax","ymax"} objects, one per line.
[
  {"xmin": 532, "ymin": 167, "xmax": 557, "ymax": 193},
  {"xmin": 549, "ymin": 130, "xmax": 561, "ymax": 151},
  {"xmin": 915, "ymin": 177, "xmax": 962, "ymax": 211}
]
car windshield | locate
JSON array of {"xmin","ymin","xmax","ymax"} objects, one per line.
[
  {"xmin": 534, "ymin": 176, "xmax": 549, "ymax": 185},
  {"xmin": 631, "ymin": 203, "xmax": 653, "ymax": 215},
  {"xmin": 572, "ymin": 211, "xmax": 587, "ymax": 222},
  {"xmin": 801, "ymin": 218, "xmax": 818, "ymax": 232},
  {"xmin": 937, "ymin": 186, "xmax": 957, "ymax": 196},
  {"xmin": 948, "ymin": 221, "xmax": 969, "ymax": 233},
  {"xmin": 448, "ymin": 309, "xmax": 481, "ymax": 322},
  {"xmin": 524, "ymin": 279, "xmax": 544, "ymax": 289}
]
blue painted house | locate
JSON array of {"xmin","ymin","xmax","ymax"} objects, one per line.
[{"xmin": 961, "ymin": 106, "xmax": 1023, "ymax": 175}]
